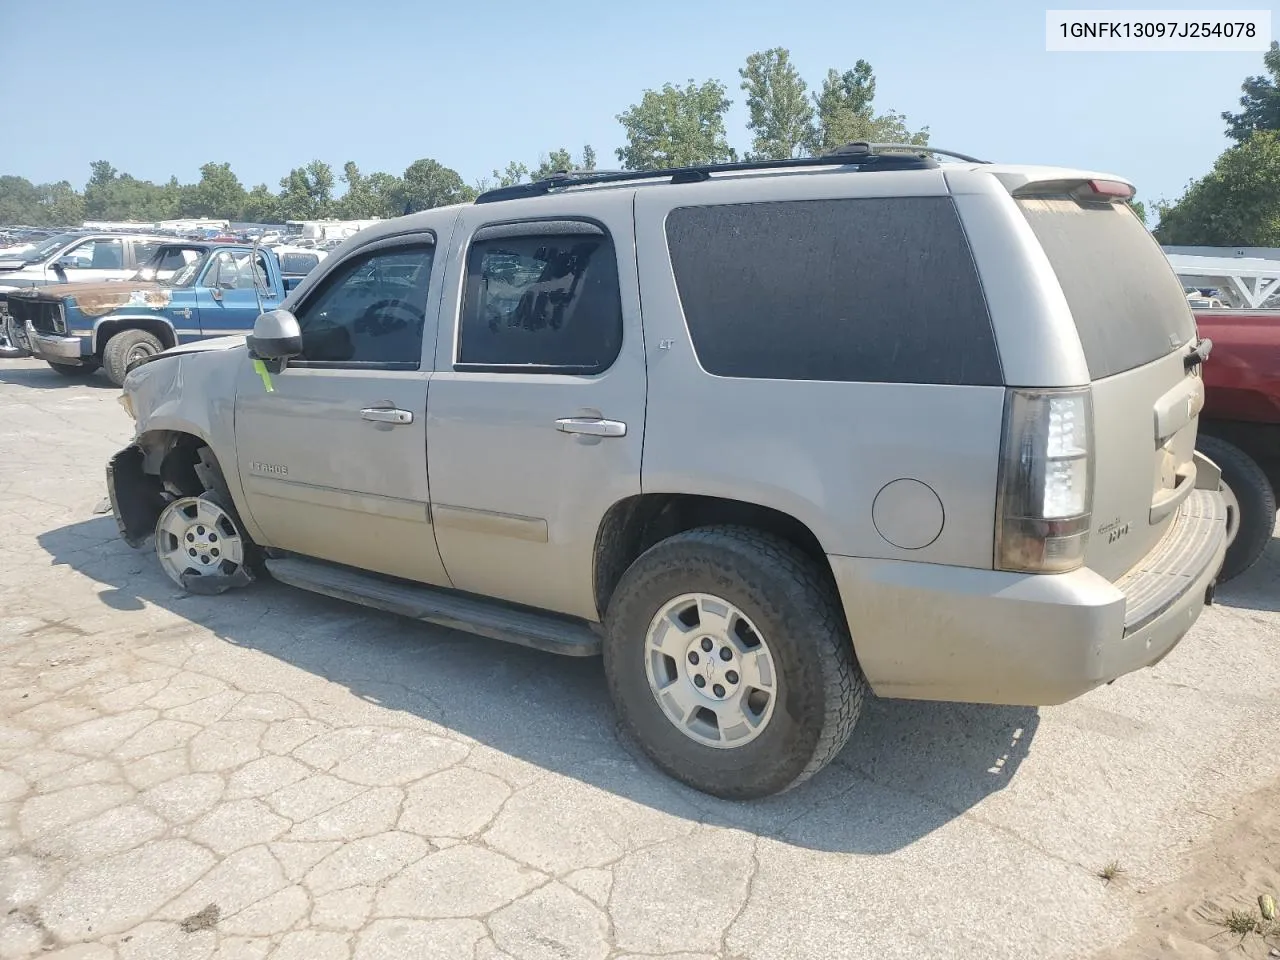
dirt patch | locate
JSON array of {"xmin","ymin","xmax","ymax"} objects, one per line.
[
  {"xmin": 179, "ymin": 903, "xmax": 221, "ymax": 934},
  {"xmin": 1096, "ymin": 776, "xmax": 1280, "ymax": 959}
]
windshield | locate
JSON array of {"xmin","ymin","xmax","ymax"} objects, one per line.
[{"xmin": 2, "ymin": 233, "xmax": 81, "ymax": 264}]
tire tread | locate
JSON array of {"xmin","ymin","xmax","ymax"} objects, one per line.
[{"xmin": 604, "ymin": 524, "xmax": 865, "ymax": 798}]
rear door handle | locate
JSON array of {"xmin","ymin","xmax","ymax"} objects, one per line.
[
  {"xmin": 361, "ymin": 407, "xmax": 413, "ymax": 424},
  {"xmin": 556, "ymin": 417, "xmax": 626, "ymax": 437}
]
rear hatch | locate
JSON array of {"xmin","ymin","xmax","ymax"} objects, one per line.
[{"xmin": 1015, "ymin": 190, "xmax": 1201, "ymax": 581}]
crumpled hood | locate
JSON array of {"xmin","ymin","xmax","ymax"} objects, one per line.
[
  {"xmin": 126, "ymin": 334, "xmax": 246, "ymax": 374},
  {"xmin": 161, "ymin": 335, "xmax": 246, "ymax": 356},
  {"xmin": 8, "ymin": 280, "xmax": 174, "ymax": 317}
]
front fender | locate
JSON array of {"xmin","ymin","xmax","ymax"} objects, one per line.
[
  {"xmin": 106, "ymin": 445, "xmax": 165, "ymax": 547},
  {"xmin": 126, "ymin": 346, "xmax": 264, "ymax": 546}
]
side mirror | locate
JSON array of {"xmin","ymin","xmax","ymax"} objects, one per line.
[
  {"xmin": 54, "ymin": 256, "xmax": 76, "ymax": 271},
  {"xmin": 247, "ymin": 309, "xmax": 302, "ymax": 361}
]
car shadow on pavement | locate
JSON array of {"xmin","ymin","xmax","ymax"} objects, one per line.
[
  {"xmin": 37, "ymin": 516, "xmax": 1039, "ymax": 855},
  {"xmin": 0, "ymin": 364, "xmax": 114, "ymax": 390}
]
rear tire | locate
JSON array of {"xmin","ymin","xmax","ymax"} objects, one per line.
[
  {"xmin": 1198, "ymin": 434, "xmax": 1275, "ymax": 581},
  {"xmin": 603, "ymin": 525, "xmax": 865, "ymax": 800},
  {"xmin": 103, "ymin": 329, "xmax": 163, "ymax": 387},
  {"xmin": 46, "ymin": 360, "xmax": 99, "ymax": 377}
]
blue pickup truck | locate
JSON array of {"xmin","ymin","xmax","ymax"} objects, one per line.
[{"xmin": 6, "ymin": 243, "xmax": 307, "ymax": 386}]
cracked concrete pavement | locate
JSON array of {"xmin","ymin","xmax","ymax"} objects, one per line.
[{"xmin": 1, "ymin": 356, "xmax": 1278, "ymax": 960}]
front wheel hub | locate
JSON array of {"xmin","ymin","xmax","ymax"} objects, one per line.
[
  {"xmin": 155, "ymin": 496, "xmax": 245, "ymax": 587},
  {"xmin": 644, "ymin": 593, "xmax": 778, "ymax": 749}
]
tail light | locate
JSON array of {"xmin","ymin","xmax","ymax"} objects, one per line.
[{"xmin": 995, "ymin": 388, "xmax": 1094, "ymax": 573}]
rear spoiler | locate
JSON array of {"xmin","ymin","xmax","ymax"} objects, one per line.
[{"xmin": 1008, "ymin": 178, "xmax": 1136, "ymax": 203}]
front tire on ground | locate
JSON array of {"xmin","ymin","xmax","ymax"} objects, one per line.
[
  {"xmin": 603, "ymin": 525, "xmax": 866, "ymax": 800},
  {"xmin": 1197, "ymin": 434, "xmax": 1276, "ymax": 581},
  {"xmin": 154, "ymin": 491, "xmax": 254, "ymax": 594},
  {"xmin": 103, "ymin": 329, "xmax": 163, "ymax": 387},
  {"xmin": 46, "ymin": 360, "xmax": 99, "ymax": 377}
]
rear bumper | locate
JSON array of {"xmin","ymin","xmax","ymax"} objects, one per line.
[{"xmin": 830, "ymin": 487, "xmax": 1228, "ymax": 706}]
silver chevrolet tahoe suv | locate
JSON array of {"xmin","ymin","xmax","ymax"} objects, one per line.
[{"xmin": 106, "ymin": 145, "xmax": 1229, "ymax": 800}]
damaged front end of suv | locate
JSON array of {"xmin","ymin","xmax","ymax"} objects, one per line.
[{"xmin": 106, "ymin": 336, "xmax": 258, "ymax": 594}]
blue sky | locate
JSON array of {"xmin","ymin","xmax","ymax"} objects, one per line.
[{"xmin": 1, "ymin": 0, "xmax": 1274, "ymax": 213}]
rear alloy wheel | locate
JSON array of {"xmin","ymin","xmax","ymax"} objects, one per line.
[
  {"xmin": 103, "ymin": 329, "xmax": 163, "ymax": 387},
  {"xmin": 604, "ymin": 526, "xmax": 865, "ymax": 800},
  {"xmin": 46, "ymin": 360, "xmax": 99, "ymax": 377},
  {"xmin": 155, "ymin": 493, "xmax": 250, "ymax": 592},
  {"xmin": 1197, "ymin": 434, "xmax": 1276, "ymax": 581},
  {"xmin": 644, "ymin": 593, "xmax": 778, "ymax": 749}
]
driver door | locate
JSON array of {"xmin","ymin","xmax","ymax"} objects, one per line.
[
  {"xmin": 192, "ymin": 250, "xmax": 273, "ymax": 338},
  {"xmin": 233, "ymin": 231, "xmax": 450, "ymax": 586}
]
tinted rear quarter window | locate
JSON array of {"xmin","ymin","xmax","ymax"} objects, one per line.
[
  {"xmin": 665, "ymin": 197, "xmax": 1000, "ymax": 385},
  {"xmin": 1016, "ymin": 199, "xmax": 1195, "ymax": 380}
]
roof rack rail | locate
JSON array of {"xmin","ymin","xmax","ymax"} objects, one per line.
[{"xmin": 472, "ymin": 142, "xmax": 986, "ymax": 204}]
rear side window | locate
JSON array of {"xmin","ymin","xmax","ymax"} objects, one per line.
[
  {"xmin": 665, "ymin": 198, "xmax": 1000, "ymax": 385},
  {"xmin": 1017, "ymin": 199, "xmax": 1196, "ymax": 380},
  {"xmin": 457, "ymin": 229, "xmax": 622, "ymax": 373}
]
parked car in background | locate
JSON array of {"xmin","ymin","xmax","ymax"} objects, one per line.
[
  {"xmin": 107, "ymin": 148, "xmax": 1228, "ymax": 799},
  {"xmin": 0, "ymin": 231, "xmax": 172, "ymax": 357},
  {"xmin": 1194, "ymin": 306, "xmax": 1280, "ymax": 580},
  {"xmin": 8, "ymin": 244, "xmax": 293, "ymax": 385},
  {"xmin": 273, "ymin": 245, "xmax": 328, "ymax": 280}
]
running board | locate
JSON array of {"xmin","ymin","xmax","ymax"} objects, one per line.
[{"xmin": 264, "ymin": 556, "xmax": 601, "ymax": 657}]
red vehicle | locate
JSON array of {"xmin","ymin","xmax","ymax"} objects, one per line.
[{"xmin": 1194, "ymin": 307, "xmax": 1280, "ymax": 579}]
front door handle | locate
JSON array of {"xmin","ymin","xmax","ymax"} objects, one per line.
[
  {"xmin": 556, "ymin": 417, "xmax": 626, "ymax": 437},
  {"xmin": 361, "ymin": 407, "xmax": 413, "ymax": 425}
]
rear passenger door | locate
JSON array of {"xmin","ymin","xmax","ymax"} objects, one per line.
[{"xmin": 427, "ymin": 191, "xmax": 646, "ymax": 621}]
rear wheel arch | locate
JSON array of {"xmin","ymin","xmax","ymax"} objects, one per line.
[{"xmin": 592, "ymin": 493, "xmax": 835, "ymax": 617}]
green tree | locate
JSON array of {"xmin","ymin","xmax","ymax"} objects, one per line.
[
  {"xmin": 365, "ymin": 171, "xmax": 405, "ymax": 217},
  {"xmin": 241, "ymin": 183, "xmax": 281, "ymax": 223},
  {"xmin": 616, "ymin": 79, "xmax": 737, "ymax": 170},
  {"xmin": 1223, "ymin": 41, "xmax": 1280, "ymax": 143},
  {"xmin": 39, "ymin": 181, "xmax": 85, "ymax": 226},
  {"xmin": 393, "ymin": 158, "xmax": 474, "ymax": 214},
  {"xmin": 82, "ymin": 161, "xmax": 119, "ymax": 219},
  {"xmin": 0, "ymin": 176, "xmax": 41, "ymax": 224},
  {"xmin": 81, "ymin": 161, "xmax": 178, "ymax": 221},
  {"xmin": 1154, "ymin": 131, "xmax": 1280, "ymax": 245},
  {"xmin": 1128, "ymin": 198, "xmax": 1147, "ymax": 226},
  {"xmin": 529, "ymin": 146, "xmax": 597, "ymax": 180},
  {"xmin": 491, "ymin": 160, "xmax": 529, "ymax": 187},
  {"xmin": 807, "ymin": 62, "xmax": 928, "ymax": 154},
  {"xmin": 181, "ymin": 162, "xmax": 246, "ymax": 218},
  {"xmin": 739, "ymin": 47, "xmax": 814, "ymax": 160},
  {"xmin": 337, "ymin": 161, "xmax": 382, "ymax": 218},
  {"xmin": 277, "ymin": 160, "xmax": 335, "ymax": 220}
]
